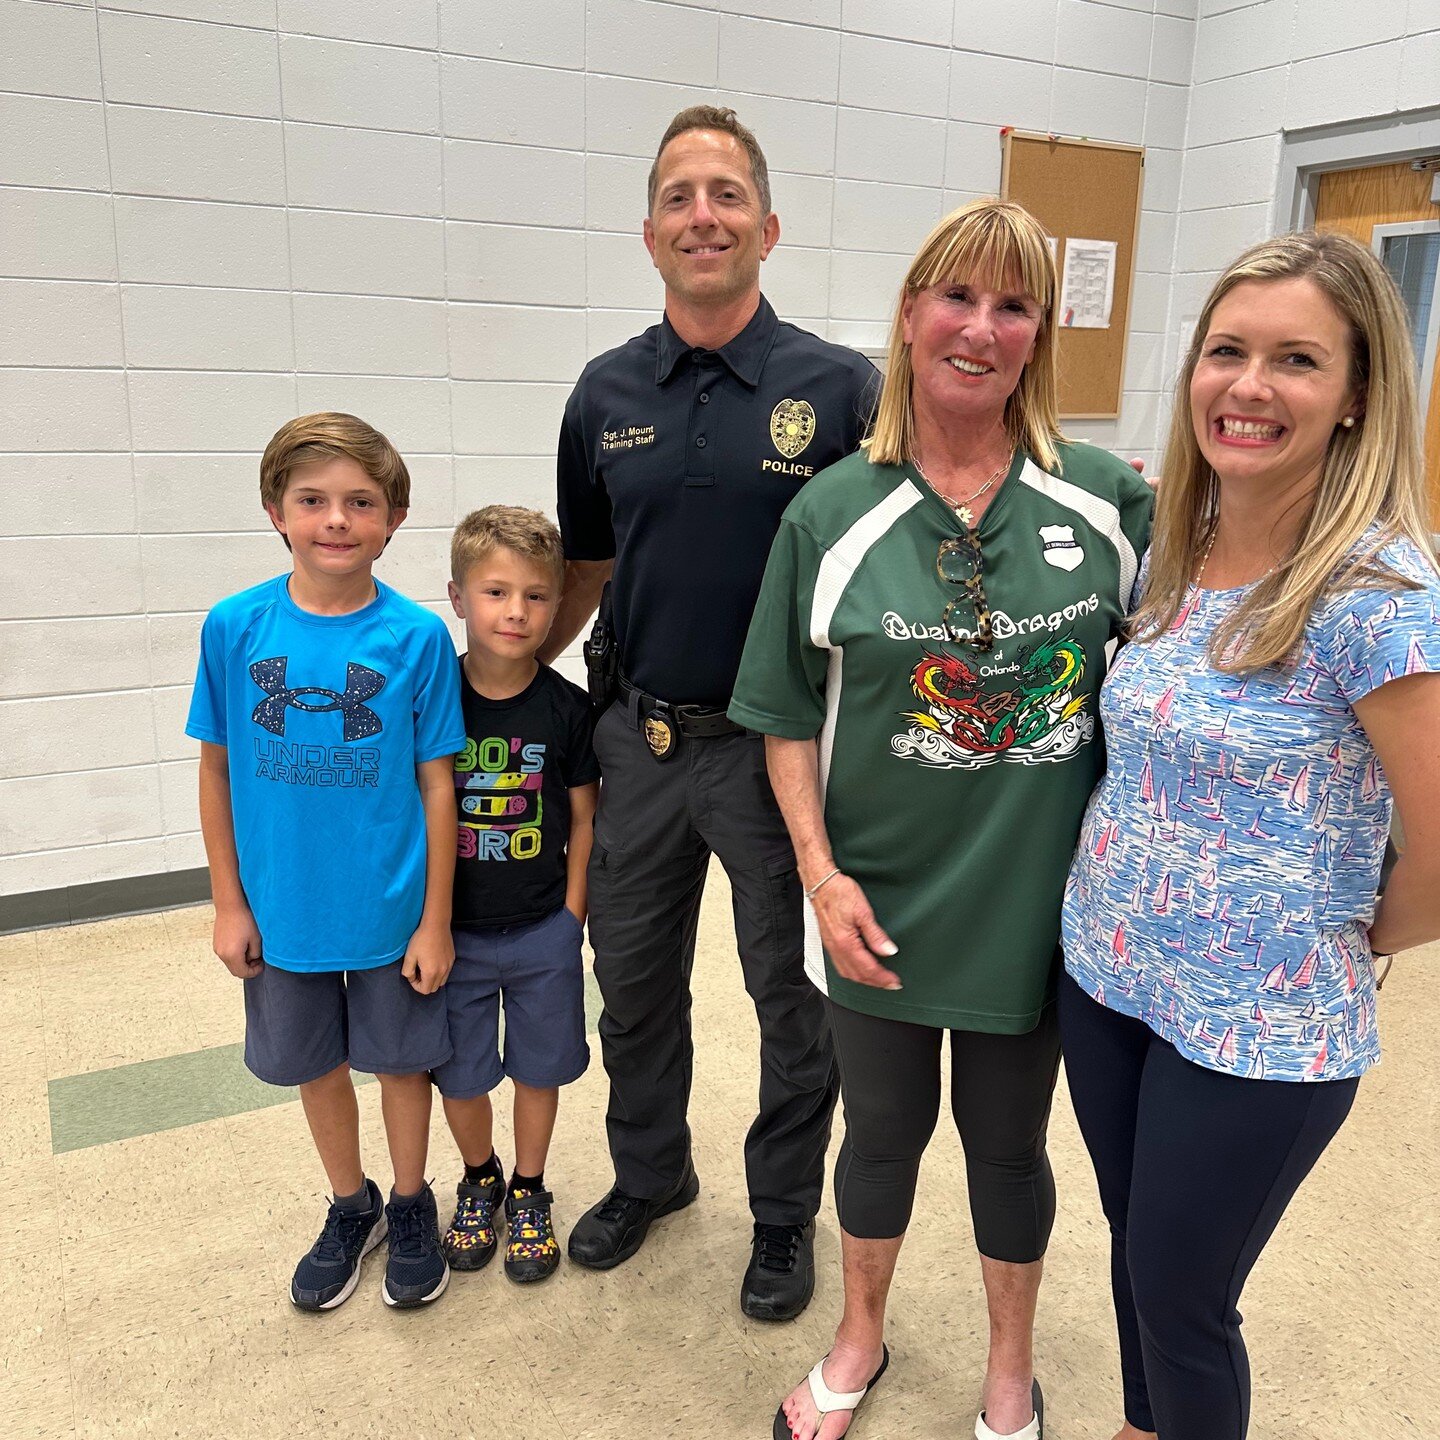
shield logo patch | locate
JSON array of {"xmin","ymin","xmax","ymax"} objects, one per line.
[
  {"xmin": 1039, "ymin": 524, "xmax": 1084, "ymax": 571},
  {"xmin": 770, "ymin": 398, "xmax": 816, "ymax": 459}
]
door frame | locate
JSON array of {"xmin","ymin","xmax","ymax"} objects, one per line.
[
  {"xmin": 1371, "ymin": 220, "xmax": 1440, "ymax": 422},
  {"xmin": 1278, "ymin": 108, "xmax": 1440, "ymax": 232}
]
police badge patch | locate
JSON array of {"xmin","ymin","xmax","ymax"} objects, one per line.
[
  {"xmin": 770, "ymin": 398, "xmax": 816, "ymax": 459},
  {"xmin": 643, "ymin": 710, "xmax": 678, "ymax": 761},
  {"xmin": 1039, "ymin": 524, "xmax": 1084, "ymax": 572}
]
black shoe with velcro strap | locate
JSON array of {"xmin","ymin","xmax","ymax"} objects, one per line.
[{"xmin": 504, "ymin": 1187, "xmax": 561, "ymax": 1283}]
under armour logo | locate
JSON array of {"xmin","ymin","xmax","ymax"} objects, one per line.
[{"xmin": 249, "ymin": 657, "xmax": 386, "ymax": 741}]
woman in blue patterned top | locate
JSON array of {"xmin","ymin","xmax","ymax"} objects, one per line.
[{"xmin": 1061, "ymin": 230, "xmax": 1440, "ymax": 1440}]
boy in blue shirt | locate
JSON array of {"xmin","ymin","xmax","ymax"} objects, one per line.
[
  {"xmin": 433, "ymin": 506, "xmax": 599, "ymax": 1283},
  {"xmin": 187, "ymin": 413, "xmax": 466, "ymax": 1312}
]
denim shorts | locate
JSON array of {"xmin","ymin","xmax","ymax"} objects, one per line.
[
  {"xmin": 243, "ymin": 957, "xmax": 452, "ymax": 1087},
  {"xmin": 432, "ymin": 907, "xmax": 590, "ymax": 1098}
]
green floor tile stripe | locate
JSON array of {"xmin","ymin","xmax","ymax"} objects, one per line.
[
  {"xmin": 47, "ymin": 1044, "xmax": 378, "ymax": 1154},
  {"xmin": 49, "ymin": 970, "xmax": 605, "ymax": 1153}
]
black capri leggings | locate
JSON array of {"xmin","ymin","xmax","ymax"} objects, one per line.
[
  {"xmin": 1059, "ymin": 972, "xmax": 1357, "ymax": 1439},
  {"xmin": 826, "ymin": 998, "xmax": 1062, "ymax": 1263}
]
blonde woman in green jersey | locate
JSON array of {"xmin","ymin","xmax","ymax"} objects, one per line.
[{"xmin": 730, "ymin": 199, "xmax": 1153, "ymax": 1440}]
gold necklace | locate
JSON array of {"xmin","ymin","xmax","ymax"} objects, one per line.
[
  {"xmin": 1175, "ymin": 528, "xmax": 1220, "ymax": 633},
  {"xmin": 1194, "ymin": 528, "xmax": 1279, "ymax": 591},
  {"xmin": 913, "ymin": 451, "xmax": 1012, "ymax": 528},
  {"xmin": 1192, "ymin": 527, "xmax": 1217, "ymax": 589},
  {"xmin": 1181, "ymin": 528, "xmax": 1284, "ymax": 635}
]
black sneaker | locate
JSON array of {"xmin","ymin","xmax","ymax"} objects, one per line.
[
  {"xmin": 381, "ymin": 1183, "xmax": 450, "ymax": 1308},
  {"xmin": 504, "ymin": 1187, "xmax": 560, "ymax": 1284},
  {"xmin": 442, "ymin": 1166, "xmax": 506, "ymax": 1272},
  {"xmin": 566, "ymin": 1163, "xmax": 700, "ymax": 1270},
  {"xmin": 740, "ymin": 1219, "xmax": 815, "ymax": 1322},
  {"xmin": 290, "ymin": 1178, "xmax": 387, "ymax": 1312}
]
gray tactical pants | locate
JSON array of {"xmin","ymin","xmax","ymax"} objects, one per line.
[{"xmin": 587, "ymin": 699, "xmax": 838, "ymax": 1226}]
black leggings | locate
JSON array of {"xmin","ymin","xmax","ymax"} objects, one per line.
[
  {"xmin": 1059, "ymin": 973, "xmax": 1358, "ymax": 1439},
  {"xmin": 826, "ymin": 999, "xmax": 1061, "ymax": 1263}
]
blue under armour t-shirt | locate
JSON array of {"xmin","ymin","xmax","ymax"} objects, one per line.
[{"xmin": 186, "ymin": 575, "xmax": 465, "ymax": 972}]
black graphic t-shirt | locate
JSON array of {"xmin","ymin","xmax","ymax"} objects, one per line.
[{"xmin": 452, "ymin": 660, "xmax": 600, "ymax": 929}]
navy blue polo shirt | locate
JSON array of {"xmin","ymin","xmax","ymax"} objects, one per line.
[{"xmin": 557, "ymin": 295, "xmax": 879, "ymax": 707}]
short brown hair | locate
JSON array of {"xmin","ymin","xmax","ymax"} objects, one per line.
[
  {"xmin": 647, "ymin": 104, "xmax": 771, "ymax": 216},
  {"xmin": 451, "ymin": 505, "xmax": 565, "ymax": 588},
  {"xmin": 260, "ymin": 412, "xmax": 410, "ymax": 511}
]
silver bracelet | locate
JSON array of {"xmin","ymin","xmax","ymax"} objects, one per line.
[{"xmin": 804, "ymin": 868, "xmax": 841, "ymax": 902}]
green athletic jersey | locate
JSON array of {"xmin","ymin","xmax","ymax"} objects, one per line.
[{"xmin": 730, "ymin": 444, "xmax": 1153, "ymax": 1031}]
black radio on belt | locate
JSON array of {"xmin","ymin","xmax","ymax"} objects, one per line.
[{"xmin": 582, "ymin": 581, "xmax": 619, "ymax": 715}]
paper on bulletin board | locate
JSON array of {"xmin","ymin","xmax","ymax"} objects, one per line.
[{"xmin": 1060, "ymin": 237, "xmax": 1117, "ymax": 329}]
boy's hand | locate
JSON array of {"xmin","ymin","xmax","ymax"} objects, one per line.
[
  {"xmin": 403, "ymin": 921, "xmax": 454, "ymax": 995},
  {"xmin": 213, "ymin": 905, "xmax": 263, "ymax": 979}
]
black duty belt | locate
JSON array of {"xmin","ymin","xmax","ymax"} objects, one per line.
[{"xmin": 617, "ymin": 675, "xmax": 744, "ymax": 761}]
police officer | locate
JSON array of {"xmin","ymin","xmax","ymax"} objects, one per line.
[{"xmin": 538, "ymin": 105, "xmax": 878, "ymax": 1321}]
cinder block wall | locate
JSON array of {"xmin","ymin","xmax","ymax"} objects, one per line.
[
  {"xmin": 0, "ymin": 0, "xmax": 1429, "ymax": 903},
  {"xmin": 1172, "ymin": 0, "xmax": 1440, "ymax": 354}
]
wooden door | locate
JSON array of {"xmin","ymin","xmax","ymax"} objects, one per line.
[{"xmin": 1315, "ymin": 161, "xmax": 1440, "ymax": 524}]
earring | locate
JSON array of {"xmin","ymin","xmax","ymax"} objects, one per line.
[{"xmin": 1341, "ymin": 416, "xmax": 1355, "ymax": 428}]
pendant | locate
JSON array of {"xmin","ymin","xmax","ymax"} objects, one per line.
[{"xmin": 956, "ymin": 505, "xmax": 974, "ymax": 528}]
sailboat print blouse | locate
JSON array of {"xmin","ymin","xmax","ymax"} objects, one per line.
[{"xmin": 1062, "ymin": 535, "xmax": 1440, "ymax": 1082}]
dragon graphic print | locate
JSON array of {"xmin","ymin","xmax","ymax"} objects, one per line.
[{"xmin": 893, "ymin": 633, "xmax": 1094, "ymax": 771}]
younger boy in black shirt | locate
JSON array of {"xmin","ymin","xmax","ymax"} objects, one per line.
[{"xmin": 434, "ymin": 506, "xmax": 599, "ymax": 1282}]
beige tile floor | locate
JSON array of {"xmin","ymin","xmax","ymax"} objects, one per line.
[{"xmin": 2, "ymin": 872, "xmax": 1437, "ymax": 1439}]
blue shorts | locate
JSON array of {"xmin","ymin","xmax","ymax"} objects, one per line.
[
  {"xmin": 432, "ymin": 907, "xmax": 590, "ymax": 1098},
  {"xmin": 243, "ymin": 958, "xmax": 452, "ymax": 1087}
]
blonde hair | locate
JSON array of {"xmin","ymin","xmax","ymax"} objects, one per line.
[
  {"xmin": 1132, "ymin": 230, "xmax": 1433, "ymax": 673},
  {"xmin": 451, "ymin": 506, "xmax": 564, "ymax": 588},
  {"xmin": 866, "ymin": 198, "xmax": 1063, "ymax": 474},
  {"xmin": 260, "ymin": 412, "xmax": 410, "ymax": 511}
]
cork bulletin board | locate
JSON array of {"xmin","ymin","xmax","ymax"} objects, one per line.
[{"xmin": 1000, "ymin": 131, "xmax": 1145, "ymax": 419}]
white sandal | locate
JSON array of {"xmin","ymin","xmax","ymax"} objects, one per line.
[
  {"xmin": 975, "ymin": 1378, "xmax": 1043, "ymax": 1440},
  {"xmin": 772, "ymin": 1345, "xmax": 890, "ymax": 1439}
]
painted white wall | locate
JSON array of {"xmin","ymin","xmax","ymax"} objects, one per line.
[
  {"xmin": 0, "ymin": 0, "xmax": 1429, "ymax": 900},
  {"xmin": 1171, "ymin": 0, "xmax": 1440, "ymax": 388}
]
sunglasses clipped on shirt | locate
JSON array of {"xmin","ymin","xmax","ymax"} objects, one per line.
[{"xmin": 935, "ymin": 531, "xmax": 994, "ymax": 651}]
